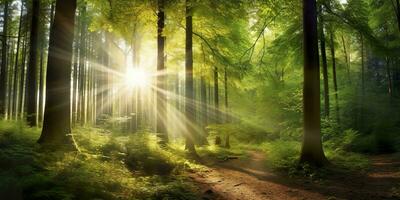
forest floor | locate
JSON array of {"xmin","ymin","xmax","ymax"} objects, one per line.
[{"xmin": 189, "ymin": 151, "xmax": 400, "ymax": 200}]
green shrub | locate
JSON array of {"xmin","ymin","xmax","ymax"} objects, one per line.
[
  {"xmin": 0, "ymin": 121, "xmax": 199, "ymax": 200},
  {"xmin": 262, "ymin": 140, "xmax": 301, "ymax": 170},
  {"xmin": 206, "ymin": 123, "xmax": 272, "ymax": 144}
]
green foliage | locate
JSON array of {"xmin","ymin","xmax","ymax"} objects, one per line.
[
  {"xmin": 206, "ymin": 123, "xmax": 273, "ymax": 144},
  {"xmin": 262, "ymin": 140, "xmax": 301, "ymax": 170},
  {"xmin": 0, "ymin": 121, "xmax": 200, "ymax": 200}
]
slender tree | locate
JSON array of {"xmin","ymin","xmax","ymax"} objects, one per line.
[
  {"xmin": 156, "ymin": 0, "xmax": 168, "ymax": 145},
  {"xmin": 300, "ymin": 0, "xmax": 327, "ymax": 166},
  {"xmin": 38, "ymin": 0, "xmax": 78, "ymax": 149},
  {"xmin": 330, "ymin": 30, "xmax": 340, "ymax": 122},
  {"xmin": 319, "ymin": 6, "xmax": 329, "ymax": 118},
  {"xmin": 12, "ymin": 2, "xmax": 24, "ymax": 120},
  {"xmin": 213, "ymin": 67, "xmax": 219, "ymax": 123},
  {"xmin": 184, "ymin": 0, "xmax": 196, "ymax": 154},
  {"xmin": 0, "ymin": 0, "xmax": 10, "ymax": 116},
  {"xmin": 26, "ymin": 0, "xmax": 40, "ymax": 126}
]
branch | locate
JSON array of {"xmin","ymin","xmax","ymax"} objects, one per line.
[{"xmin": 239, "ymin": 8, "xmax": 282, "ymax": 64}]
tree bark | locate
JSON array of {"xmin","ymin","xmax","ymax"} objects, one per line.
[
  {"xmin": 330, "ymin": 31, "xmax": 340, "ymax": 123},
  {"xmin": 319, "ymin": 6, "xmax": 329, "ymax": 118},
  {"xmin": 38, "ymin": 0, "xmax": 78, "ymax": 149},
  {"xmin": 341, "ymin": 35, "xmax": 351, "ymax": 83},
  {"xmin": 0, "ymin": 0, "xmax": 10, "ymax": 116},
  {"xmin": 300, "ymin": 0, "xmax": 327, "ymax": 167},
  {"xmin": 360, "ymin": 34, "xmax": 365, "ymax": 96},
  {"xmin": 156, "ymin": 0, "xmax": 168, "ymax": 145},
  {"xmin": 213, "ymin": 67, "xmax": 219, "ymax": 123},
  {"xmin": 12, "ymin": 2, "xmax": 24, "ymax": 120},
  {"xmin": 78, "ymin": 5, "xmax": 87, "ymax": 125},
  {"xmin": 224, "ymin": 66, "xmax": 229, "ymax": 122},
  {"xmin": 395, "ymin": 0, "xmax": 400, "ymax": 32},
  {"xmin": 185, "ymin": 0, "xmax": 196, "ymax": 154},
  {"xmin": 27, "ymin": 0, "xmax": 40, "ymax": 126}
]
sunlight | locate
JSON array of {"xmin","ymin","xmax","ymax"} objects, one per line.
[
  {"xmin": 124, "ymin": 68, "xmax": 150, "ymax": 88},
  {"xmin": 339, "ymin": 0, "xmax": 347, "ymax": 4}
]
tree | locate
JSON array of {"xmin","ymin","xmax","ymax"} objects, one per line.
[
  {"xmin": 300, "ymin": 0, "xmax": 328, "ymax": 166},
  {"xmin": 184, "ymin": 0, "xmax": 197, "ymax": 154},
  {"xmin": 26, "ymin": 0, "xmax": 40, "ymax": 126},
  {"xmin": 12, "ymin": 1, "xmax": 25, "ymax": 120},
  {"xmin": 392, "ymin": 0, "xmax": 400, "ymax": 32},
  {"xmin": 329, "ymin": 30, "xmax": 340, "ymax": 122},
  {"xmin": 0, "ymin": 0, "xmax": 10, "ymax": 116},
  {"xmin": 38, "ymin": 0, "xmax": 78, "ymax": 149},
  {"xmin": 319, "ymin": 5, "xmax": 330, "ymax": 118},
  {"xmin": 156, "ymin": 0, "xmax": 168, "ymax": 146}
]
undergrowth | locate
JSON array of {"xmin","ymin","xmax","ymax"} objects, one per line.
[{"xmin": 0, "ymin": 120, "xmax": 200, "ymax": 200}]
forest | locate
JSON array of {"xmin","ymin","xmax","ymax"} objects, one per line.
[{"xmin": 0, "ymin": 0, "xmax": 399, "ymax": 199}]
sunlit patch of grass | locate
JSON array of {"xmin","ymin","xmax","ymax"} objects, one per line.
[
  {"xmin": 0, "ymin": 121, "xmax": 201, "ymax": 199},
  {"xmin": 196, "ymin": 144, "xmax": 248, "ymax": 161}
]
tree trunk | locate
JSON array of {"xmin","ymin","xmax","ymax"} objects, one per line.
[
  {"xmin": 0, "ymin": 0, "xmax": 10, "ymax": 116},
  {"xmin": 156, "ymin": 0, "xmax": 168, "ymax": 145},
  {"xmin": 78, "ymin": 5, "xmax": 87, "ymax": 125},
  {"xmin": 38, "ymin": 39, "xmax": 45, "ymax": 123},
  {"xmin": 360, "ymin": 34, "xmax": 365, "ymax": 96},
  {"xmin": 19, "ymin": 22, "xmax": 29, "ymax": 120},
  {"xmin": 12, "ymin": 2, "xmax": 24, "ymax": 120},
  {"xmin": 395, "ymin": 0, "xmax": 400, "ymax": 32},
  {"xmin": 341, "ymin": 35, "xmax": 351, "ymax": 83},
  {"xmin": 319, "ymin": 6, "xmax": 329, "ymax": 118},
  {"xmin": 300, "ymin": 0, "xmax": 327, "ymax": 167},
  {"xmin": 387, "ymin": 57, "xmax": 393, "ymax": 97},
  {"xmin": 330, "ymin": 31, "xmax": 340, "ymax": 123},
  {"xmin": 26, "ymin": 0, "xmax": 40, "ymax": 126},
  {"xmin": 224, "ymin": 66, "xmax": 229, "ymax": 122},
  {"xmin": 72, "ymin": 10, "xmax": 81, "ymax": 126},
  {"xmin": 213, "ymin": 67, "xmax": 219, "ymax": 123},
  {"xmin": 7, "ymin": 41, "xmax": 15, "ymax": 119},
  {"xmin": 184, "ymin": 0, "xmax": 197, "ymax": 154},
  {"xmin": 38, "ymin": 0, "xmax": 78, "ymax": 149}
]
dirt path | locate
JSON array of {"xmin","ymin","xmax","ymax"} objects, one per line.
[{"xmin": 190, "ymin": 152, "xmax": 400, "ymax": 200}]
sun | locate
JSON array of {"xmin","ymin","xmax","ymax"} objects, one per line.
[{"xmin": 124, "ymin": 68, "xmax": 150, "ymax": 88}]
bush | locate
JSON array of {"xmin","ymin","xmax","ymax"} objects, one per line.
[
  {"xmin": 262, "ymin": 140, "xmax": 301, "ymax": 170},
  {"xmin": 206, "ymin": 123, "xmax": 273, "ymax": 144}
]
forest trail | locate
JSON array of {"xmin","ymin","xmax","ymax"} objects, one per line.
[{"xmin": 190, "ymin": 151, "xmax": 400, "ymax": 200}]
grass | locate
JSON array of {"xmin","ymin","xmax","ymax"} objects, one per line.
[{"xmin": 0, "ymin": 120, "xmax": 201, "ymax": 200}]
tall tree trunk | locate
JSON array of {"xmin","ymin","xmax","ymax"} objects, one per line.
[
  {"xmin": 224, "ymin": 66, "xmax": 229, "ymax": 121},
  {"xmin": 7, "ymin": 41, "xmax": 15, "ymax": 119},
  {"xmin": 300, "ymin": 0, "xmax": 327, "ymax": 166},
  {"xmin": 78, "ymin": 5, "xmax": 87, "ymax": 125},
  {"xmin": 38, "ymin": 39, "xmax": 45, "ymax": 123},
  {"xmin": 223, "ymin": 66, "xmax": 230, "ymax": 147},
  {"xmin": 330, "ymin": 31, "xmax": 340, "ymax": 123},
  {"xmin": 393, "ymin": 0, "xmax": 400, "ymax": 32},
  {"xmin": 38, "ymin": 0, "xmax": 78, "ymax": 149},
  {"xmin": 319, "ymin": 6, "xmax": 329, "ymax": 118},
  {"xmin": 387, "ymin": 57, "xmax": 393, "ymax": 97},
  {"xmin": 0, "ymin": 0, "xmax": 10, "ymax": 116},
  {"xmin": 184, "ymin": 0, "xmax": 196, "ymax": 154},
  {"xmin": 360, "ymin": 34, "xmax": 365, "ymax": 96},
  {"xmin": 213, "ymin": 67, "xmax": 219, "ymax": 123},
  {"xmin": 12, "ymin": 2, "xmax": 24, "ymax": 120},
  {"xmin": 341, "ymin": 35, "xmax": 351, "ymax": 83},
  {"xmin": 156, "ymin": 0, "xmax": 168, "ymax": 145},
  {"xmin": 27, "ymin": 0, "xmax": 40, "ymax": 126},
  {"xmin": 19, "ymin": 23, "xmax": 29, "ymax": 120},
  {"xmin": 72, "ymin": 9, "xmax": 81, "ymax": 126}
]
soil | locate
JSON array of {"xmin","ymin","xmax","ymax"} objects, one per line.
[{"xmin": 189, "ymin": 151, "xmax": 400, "ymax": 200}]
